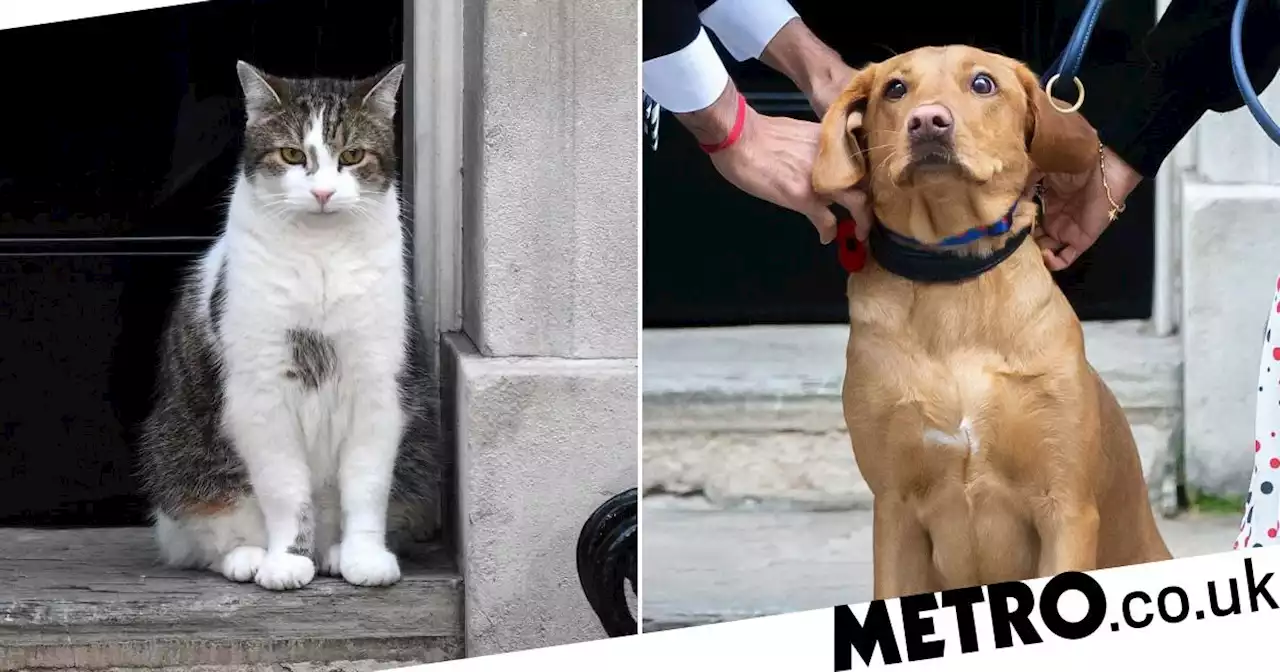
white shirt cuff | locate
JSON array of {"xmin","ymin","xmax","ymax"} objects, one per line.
[
  {"xmin": 642, "ymin": 28, "xmax": 730, "ymax": 114},
  {"xmin": 699, "ymin": 0, "xmax": 799, "ymax": 62}
]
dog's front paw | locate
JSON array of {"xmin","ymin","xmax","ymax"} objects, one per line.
[
  {"xmin": 340, "ymin": 543, "xmax": 401, "ymax": 587},
  {"xmin": 254, "ymin": 552, "xmax": 316, "ymax": 591}
]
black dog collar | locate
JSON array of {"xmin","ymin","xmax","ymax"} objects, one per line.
[{"xmin": 867, "ymin": 198, "xmax": 1040, "ymax": 284}]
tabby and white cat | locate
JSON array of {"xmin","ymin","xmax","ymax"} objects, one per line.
[{"xmin": 138, "ymin": 61, "xmax": 443, "ymax": 591}]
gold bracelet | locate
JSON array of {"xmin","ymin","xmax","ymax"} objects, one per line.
[{"xmin": 1098, "ymin": 141, "xmax": 1126, "ymax": 222}]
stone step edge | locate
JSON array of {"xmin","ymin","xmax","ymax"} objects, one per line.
[
  {"xmin": 642, "ymin": 321, "xmax": 1183, "ymax": 432},
  {"xmin": 643, "ymin": 392, "xmax": 1180, "ymax": 434},
  {"xmin": 643, "ymin": 404, "xmax": 1182, "ymax": 515}
]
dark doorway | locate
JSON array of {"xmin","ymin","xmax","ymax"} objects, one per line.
[
  {"xmin": 0, "ymin": 0, "xmax": 404, "ymax": 526},
  {"xmin": 642, "ymin": 0, "xmax": 1156, "ymax": 327}
]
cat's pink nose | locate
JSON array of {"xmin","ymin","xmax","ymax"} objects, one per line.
[{"xmin": 311, "ymin": 188, "xmax": 335, "ymax": 206}]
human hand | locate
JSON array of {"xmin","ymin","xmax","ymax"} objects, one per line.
[
  {"xmin": 805, "ymin": 62, "xmax": 856, "ymax": 119},
  {"xmin": 677, "ymin": 83, "xmax": 869, "ymax": 244},
  {"xmin": 1033, "ymin": 145, "xmax": 1143, "ymax": 270},
  {"xmin": 803, "ymin": 62, "xmax": 867, "ymax": 240},
  {"xmin": 710, "ymin": 105, "xmax": 870, "ymax": 244},
  {"xmin": 756, "ymin": 18, "xmax": 867, "ymax": 240},
  {"xmin": 759, "ymin": 17, "xmax": 855, "ymax": 118}
]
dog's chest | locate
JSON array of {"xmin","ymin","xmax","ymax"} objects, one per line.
[
  {"xmin": 845, "ymin": 337, "xmax": 1045, "ymax": 477},
  {"xmin": 923, "ymin": 416, "xmax": 980, "ymax": 454},
  {"xmin": 843, "ymin": 275, "xmax": 1080, "ymax": 485},
  {"xmin": 914, "ymin": 353, "xmax": 995, "ymax": 456}
]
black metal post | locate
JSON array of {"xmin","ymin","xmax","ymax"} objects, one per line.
[{"xmin": 576, "ymin": 488, "xmax": 638, "ymax": 637}]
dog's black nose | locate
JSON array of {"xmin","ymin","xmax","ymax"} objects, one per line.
[{"xmin": 907, "ymin": 104, "xmax": 954, "ymax": 142}]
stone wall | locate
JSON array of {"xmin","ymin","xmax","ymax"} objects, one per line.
[
  {"xmin": 436, "ymin": 0, "xmax": 639, "ymax": 658},
  {"xmin": 1180, "ymin": 81, "xmax": 1280, "ymax": 496}
]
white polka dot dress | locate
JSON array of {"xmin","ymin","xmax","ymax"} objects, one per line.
[{"xmin": 1235, "ymin": 274, "xmax": 1280, "ymax": 550}]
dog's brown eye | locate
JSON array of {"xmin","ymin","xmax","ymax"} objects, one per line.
[
  {"xmin": 970, "ymin": 73, "xmax": 996, "ymax": 96},
  {"xmin": 884, "ymin": 79, "xmax": 907, "ymax": 101}
]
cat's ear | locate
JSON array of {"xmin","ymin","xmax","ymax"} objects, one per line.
[
  {"xmin": 358, "ymin": 63, "xmax": 405, "ymax": 118},
  {"xmin": 236, "ymin": 60, "xmax": 285, "ymax": 124}
]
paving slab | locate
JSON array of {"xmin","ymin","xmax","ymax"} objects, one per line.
[{"xmin": 640, "ymin": 496, "xmax": 1240, "ymax": 631}]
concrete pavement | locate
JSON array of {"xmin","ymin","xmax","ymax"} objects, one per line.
[{"xmin": 641, "ymin": 495, "xmax": 1242, "ymax": 632}]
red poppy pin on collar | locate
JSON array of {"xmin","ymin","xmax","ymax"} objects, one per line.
[{"xmin": 836, "ymin": 218, "xmax": 867, "ymax": 273}]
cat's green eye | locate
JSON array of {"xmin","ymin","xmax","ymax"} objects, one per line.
[
  {"xmin": 279, "ymin": 147, "xmax": 306, "ymax": 165},
  {"xmin": 339, "ymin": 148, "xmax": 366, "ymax": 166}
]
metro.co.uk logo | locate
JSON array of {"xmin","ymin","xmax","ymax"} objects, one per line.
[{"xmin": 835, "ymin": 557, "xmax": 1278, "ymax": 669}]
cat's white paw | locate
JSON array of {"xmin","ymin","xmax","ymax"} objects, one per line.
[
  {"xmin": 340, "ymin": 543, "xmax": 401, "ymax": 587},
  {"xmin": 317, "ymin": 543, "xmax": 343, "ymax": 576},
  {"xmin": 254, "ymin": 553, "xmax": 315, "ymax": 591},
  {"xmin": 219, "ymin": 546, "xmax": 266, "ymax": 582}
]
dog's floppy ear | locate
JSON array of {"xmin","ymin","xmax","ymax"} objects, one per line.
[
  {"xmin": 1016, "ymin": 65, "xmax": 1099, "ymax": 174},
  {"xmin": 813, "ymin": 65, "xmax": 878, "ymax": 195}
]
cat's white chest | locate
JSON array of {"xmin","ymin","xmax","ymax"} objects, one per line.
[
  {"xmin": 221, "ymin": 228, "xmax": 403, "ymax": 334},
  {"xmin": 215, "ymin": 231, "xmax": 405, "ymax": 480},
  {"xmin": 276, "ymin": 247, "xmax": 391, "ymax": 318}
]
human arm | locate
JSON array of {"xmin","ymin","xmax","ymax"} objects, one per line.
[
  {"xmin": 696, "ymin": 1, "xmax": 853, "ymax": 116},
  {"xmin": 641, "ymin": 0, "xmax": 868, "ymax": 243},
  {"xmin": 1037, "ymin": 0, "xmax": 1280, "ymax": 270},
  {"xmin": 1098, "ymin": 0, "xmax": 1280, "ymax": 180}
]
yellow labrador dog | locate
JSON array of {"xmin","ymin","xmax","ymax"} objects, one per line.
[{"xmin": 811, "ymin": 45, "xmax": 1171, "ymax": 600}]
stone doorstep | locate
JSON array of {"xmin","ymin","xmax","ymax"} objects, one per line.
[
  {"xmin": 0, "ymin": 528, "xmax": 463, "ymax": 671},
  {"xmin": 642, "ymin": 321, "xmax": 1184, "ymax": 510}
]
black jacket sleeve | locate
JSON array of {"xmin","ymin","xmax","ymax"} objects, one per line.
[
  {"xmin": 1096, "ymin": 0, "xmax": 1280, "ymax": 178},
  {"xmin": 642, "ymin": 0, "xmax": 719, "ymax": 62}
]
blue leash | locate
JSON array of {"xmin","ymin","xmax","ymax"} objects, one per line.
[
  {"xmin": 1041, "ymin": 0, "xmax": 1107, "ymax": 101},
  {"xmin": 1232, "ymin": 0, "xmax": 1280, "ymax": 145},
  {"xmin": 1044, "ymin": 0, "xmax": 1280, "ymax": 145}
]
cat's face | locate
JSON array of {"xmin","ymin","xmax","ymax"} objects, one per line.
[{"xmin": 235, "ymin": 61, "xmax": 403, "ymax": 218}]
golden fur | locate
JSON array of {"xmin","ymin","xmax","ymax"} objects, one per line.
[{"xmin": 811, "ymin": 46, "xmax": 1171, "ymax": 599}]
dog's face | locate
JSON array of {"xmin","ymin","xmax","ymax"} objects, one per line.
[{"xmin": 813, "ymin": 46, "xmax": 1098, "ymax": 206}]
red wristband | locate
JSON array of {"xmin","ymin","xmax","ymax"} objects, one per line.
[{"xmin": 699, "ymin": 93, "xmax": 748, "ymax": 154}]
